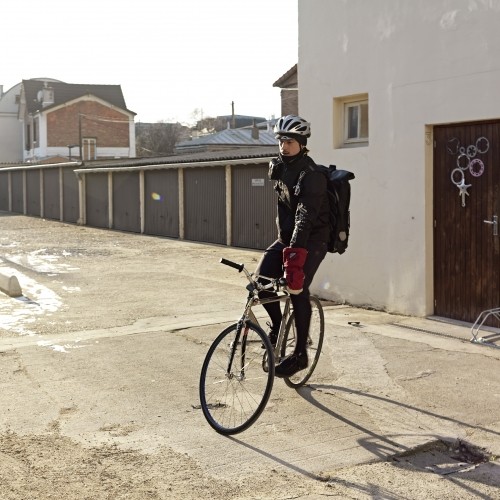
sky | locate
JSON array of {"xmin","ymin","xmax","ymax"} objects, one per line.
[{"xmin": 1, "ymin": 0, "xmax": 298, "ymax": 125}]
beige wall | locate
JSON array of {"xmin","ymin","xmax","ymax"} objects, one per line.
[{"xmin": 299, "ymin": 0, "xmax": 500, "ymax": 315}]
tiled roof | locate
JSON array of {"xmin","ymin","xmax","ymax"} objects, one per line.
[
  {"xmin": 273, "ymin": 64, "xmax": 298, "ymax": 88},
  {"xmin": 22, "ymin": 79, "xmax": 133, "ymax": 114}
]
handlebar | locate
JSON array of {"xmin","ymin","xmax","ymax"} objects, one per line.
[
  {"xmin": 219, "ymin": 257, "xmax": 287, "ymax": 293},
  {"xmin": 219, "ymin": 258, "xmax": 244, "ymax": 272}
]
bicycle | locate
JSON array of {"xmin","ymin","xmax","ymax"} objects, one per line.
[{"xmin": 199, "ymin": 258, "xmax": 325, "ymax": 435}]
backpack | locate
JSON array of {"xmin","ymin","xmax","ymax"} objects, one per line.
[{"xmin": 296, "ymin": 164, "xmax": 355, "ymax": 254}]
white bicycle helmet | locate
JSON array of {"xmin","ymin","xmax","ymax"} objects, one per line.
[{"xmin": 273, "ymin": 115, "xmax": 311, "ymax": 138}]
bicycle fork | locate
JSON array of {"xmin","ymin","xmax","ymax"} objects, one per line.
[{"xmin": 226, "ymin": 317, "xmax": 251, "ymax": 381}]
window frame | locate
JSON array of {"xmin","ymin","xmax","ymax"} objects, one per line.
[
  {"xmin": 343, "ymin": 99, "xmax": 369, "ymax": 145},
  {"xmin": 82, "ymin": 137, "xmax": 97, "ymax": 160},
  {"xmin": 333, "ymin": 93, "xmax": 369, "ymax": 149}
]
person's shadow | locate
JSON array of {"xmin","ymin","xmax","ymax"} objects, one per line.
[{"xmin": 230, "ymin": 382, "xmax": 500, "ymax": 499}]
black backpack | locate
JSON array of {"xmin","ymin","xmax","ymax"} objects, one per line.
[{"xmin": 296, "ymin": 164, "xmax": 355, "ymax": 254}]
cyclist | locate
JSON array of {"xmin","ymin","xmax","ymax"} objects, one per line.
[{"xmin": 255, "ymin": 115, "xmax": 330, "ymax": 377}]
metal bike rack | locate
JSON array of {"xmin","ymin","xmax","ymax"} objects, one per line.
[{"xmin": 470, "ymin": 307, "xmax": 500, "ymax": 348}]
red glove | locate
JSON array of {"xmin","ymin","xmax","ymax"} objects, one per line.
[{"xmin": 283, "ymin": 247, "xmax": 308, "ymax": 295}]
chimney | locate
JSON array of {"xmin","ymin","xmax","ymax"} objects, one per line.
[
  {"xmin": 0, "ymin": 85, "xmax": 3, "ymax": 99},
  {"xmin": 42, "ymin": 81, "xmax": 54, "ymax": 107},
  {"xmin": 231, "ymin": 101, "xmax": 235, "ymax": 129},
  {"xmin": 251, "ymin": 119, "xmax": 259, "ymax": 140}
]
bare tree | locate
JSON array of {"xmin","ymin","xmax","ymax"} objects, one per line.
[
  {"xmin": 135, "ymin": 121, "xmax": 186, "ymax": 157},
  {"xmin": 190, "ymin": 109, "xmax": 230, "ymax": 133}
]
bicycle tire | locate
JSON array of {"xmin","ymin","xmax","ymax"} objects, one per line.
[
  {"xmin": 199, "ymin": 321, "xmax": 275, "ymax": 435},
  {"xmin": 281, "ymin": 296, "xmax": 325, "ymax": 388}
]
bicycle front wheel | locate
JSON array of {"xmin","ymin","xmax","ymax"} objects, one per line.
[
  {"xmin": 199, "ymin": 321, "xmax": 274, "ymax": 435},
  {"xmin": 282, "ymin": 296, "xmax": 325, "ymax": 388}
]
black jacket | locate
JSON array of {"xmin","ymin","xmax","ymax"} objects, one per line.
[{"xmin": 269, "ymin": 152, "xmax": 330, "ymax": 248}]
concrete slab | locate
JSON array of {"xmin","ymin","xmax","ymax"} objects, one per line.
[{"xmin": 1, "ymin": 212, "xmax": 499, "ymax": 499}]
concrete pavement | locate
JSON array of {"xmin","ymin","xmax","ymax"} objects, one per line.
[{"xmin": 1, "ymin": 212, "xmax": 500, "ymax": 498}]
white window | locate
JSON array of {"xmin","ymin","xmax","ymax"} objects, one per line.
[
  {"xmin": 344, "ymin": 99, "xmax": 368, "ymax": 145},
  {"xmin": 82, "ymin": 138, "xmax": 97, "ymax": 160},
  {"xmin": 333, "ymin": 94, "xmax": 369, "ymax": 148}
]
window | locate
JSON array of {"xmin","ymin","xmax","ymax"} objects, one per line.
[
  {"xmin": 82, "ymin": 138, "xmax": 97, "ymax": 160},
  {"xmin": 344, "ymin": 100, "xmax": 368, "ymax": 144},
  {"xmin": 333, "ymin": 93, "xmax": 369, "ymax": 148},
  {"xmin": 25, "ymin": 124, "xmax": 31, "ymax": 150}
]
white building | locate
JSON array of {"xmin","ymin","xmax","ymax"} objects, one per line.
[
  {"xmin": 0, "ymin": 83, "xmax": 23, "ymax": 163},
  {"xmin": 301, "ymin": 0, "xmax": 500, "ymax": 324}
]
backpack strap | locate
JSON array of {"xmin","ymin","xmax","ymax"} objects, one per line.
[
  {"xmin": 293, "ymin": 159, "xmax": 316, "ymax": 196},
  {"xmin": 293, "ymin": 170, "xmax": 308, "ymax": 196}
]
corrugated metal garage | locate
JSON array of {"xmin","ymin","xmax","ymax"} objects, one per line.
[
  {"xmin": 11, "ymin": 171, "xmax": 23, "ymax": 213},
  {"xmin": 1, "ymin": 149, "xmax": 280, "ymax": 251},
  {"xmin": 43, "ymin": 168, "xmax": 60, "ymax": 220},
  {"xmin": 26, "ymin": 169, "xmax": 40, "ymax": 216},
  {"xmin": 0, "ymin": 172, "xmax": 8, "ymax": 211},
  {"xmin": 85, "ymin": 173, "xmax": 109, "ymax": 229},
  {"xmin": 112, "ymin": 171, "xmax": 140, "ymax": 233},
  {"xmin": 63, "ymin": 167, "xmax": 79, "ymax": 223},
  {"xmin": 231, "ymin": 164, "xmax": 276, "ymax": 250},
  {"xmin": 144, "ymin": 169, "xmax": 179, "ymax": 238},
  {"xmin": 183, "ymin": 166, "xmax": 226, "ymax": 245}
]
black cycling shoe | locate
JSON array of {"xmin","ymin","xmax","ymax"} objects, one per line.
[
  {"xmin": 268, "ymin": 331, "xmax": 278, "ymax": 347},
  {"xmin": 262, "ymin": 323, "xmax": 278, "ymax": 349},
  {"xmin": 275, "ymin": 352, "xmax": 308, "ymax": 378}
]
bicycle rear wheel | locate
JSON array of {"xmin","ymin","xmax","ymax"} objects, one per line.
[
  {"xmin": 281, "ymin": 296, "xmax": 325, "ymax": 388},
  {"xmin": 199, "ymin": 321, "xmax": 274, "ymax": 435}
]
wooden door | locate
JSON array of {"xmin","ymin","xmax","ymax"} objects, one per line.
[{"xmin": 434, "ymin": 121, "xmax": 500, "ymax": 324}]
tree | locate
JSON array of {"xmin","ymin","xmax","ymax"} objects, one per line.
[
  {"xmin": 135, "ymin": 121, "xmax": 186, "ymax": 157},
  {"xmin": 190, "ymin": 108, "xmax": 229, "ymax": 133}
]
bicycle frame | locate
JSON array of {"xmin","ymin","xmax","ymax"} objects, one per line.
[
  {"xmin": 246, "ymin": 295, "xmax": 292, "ymax": 358},
  {"xmin": 226, "ymin": 260, "xmax": 292, "ymax": 361}
]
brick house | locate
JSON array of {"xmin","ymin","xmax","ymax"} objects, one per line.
[
  {"xmin": 273, "ymin": 64, "xmax": 298, "ymax": 116},
  {"xmin": 19, "ymin": 79, "xmax": 136, "ymax": 162}
]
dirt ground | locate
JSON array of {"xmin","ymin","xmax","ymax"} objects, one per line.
[
  {"xmin": 1, "ymin": 431, "xmax": 499, "ymax": 499},
  {"xmin": 1, "ymin": 213, "xmax": 500, "ymax": 499}
]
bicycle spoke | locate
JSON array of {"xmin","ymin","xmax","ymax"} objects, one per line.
[
  {"xmin": 282, "ymin": 296, "xmax": 325, "ymax": 388},
  {"xmin": 199, "ymin": 322, "xmax": 274, "ymax": 434}
]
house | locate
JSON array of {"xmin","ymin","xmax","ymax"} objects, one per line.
[
  {"xmin": 273, "ymin": 64, "xmax": 298, "ymax": 116},
  {"xmin": 299, "ymin": 0, "xmax": 500, "ymax": 324},
  {"xmin": 0, "ymin": 83, "xmax": 23, "ymax": 163},
  {"xmin": 18, "ymin": 78, "xmax": 136, "ymax": 162}
]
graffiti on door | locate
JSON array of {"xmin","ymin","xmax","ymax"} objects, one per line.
[{"xmin": 447, "ymin": 136, "xmax": 489, "ymax": 207}]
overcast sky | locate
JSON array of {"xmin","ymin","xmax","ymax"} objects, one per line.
[{"xmin": 1, "ymin": 0, "xmax": 298, "ymax": 125}]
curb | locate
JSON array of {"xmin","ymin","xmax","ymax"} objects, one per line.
[{"xmin": 0, "ymin": 273, "xmax": 23, "ymax": 297}]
